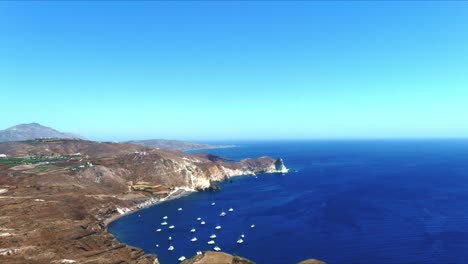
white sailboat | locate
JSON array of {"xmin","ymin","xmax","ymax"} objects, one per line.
[
  {"xmin": 196, "ymin": 251, "xmax": 202, "ymax": 255},
  {"xmin": 237, "ymin": 238, "xmax": 244, "ymax": 244},
  {"xmin": 178, "ymin": 208, "xmax": 183, "ymax": 211},
  {"xmin": 156, "ymin": 228, "xmax": 162, "ymax": 232},
  {"xmin": 169, "ymin": 225, "xmax": 175, "ymax": 229},
  {"xmin": 178, "ymin": 256, "xmax": 186, "ymax": 261},
  {"xmin": 209, "ymin": 234, "xmax": 216, "ymax": 239},
  {"xmin": 197, "ymin": 217, "xmax": 202, "ymax": 221},
  {"xmin": 168, "ymin": 245, "xmax": 174, "ymax": 251},
  {"xmin": 213, "ymin": 246, "xmax": 221, "ymax": 251},
  {"xmin": 163, "ymin": 216, "xmax": 168, "ymax": 219},
  {"xmin": 207, "ymin": 240, "xmax": 215, "ymax": 245},
  {"xmin": 228, "ymin": 208, "xmax": 234, "ymax": 212},
  {"xmin": 200, "ymin": 221, "xmax": 206, "ymax": 225},
  {"xmin": 161, "ymin": 222, "xmax": 168, "ymax": 226},
  {"xmin": 250, "ymin": 224, "xmax": 255, "ymax": 228},
  {"xmin": 190, "ymin": 228, "xmax": 196, "ymax": 233},
  {"xmin": 219, "ymin": 211, "xmax": 226, "ymax": 217},
  {"xmin": 215, "ymin": 225, "xmax": 222, "ymax": 230},
  {"xmin": 191, "ymin": 237, "xmax": 197, "ymax": 242}
]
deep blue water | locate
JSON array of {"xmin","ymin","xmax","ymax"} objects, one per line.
[{"xmin": 108, "ymin": 140, "xmax": 468, "ymax": 264}]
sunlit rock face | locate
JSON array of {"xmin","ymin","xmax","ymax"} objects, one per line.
[{"xmin": 274, "ymin": 158, "xmax": 289, "ymax": 173}]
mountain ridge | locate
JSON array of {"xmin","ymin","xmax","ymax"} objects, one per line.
[
  {"xmin": 126, "ymin": 139, "xmax": 234, "ymax": 151},
  {"xmin": 0, "ymin": 123, "xmax": 229, "ymax": 151},
  {"xmin": 0, "ymin": 123, "xmax": 84, "ymax": 142}
]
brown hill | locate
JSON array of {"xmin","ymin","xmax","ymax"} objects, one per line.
[{"xmin": 0, "ymin": 139, "xmax": 151, "ymax": 158}]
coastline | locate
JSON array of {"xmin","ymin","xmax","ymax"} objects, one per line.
[
  {"xmin": 104, "ymin": 187, "xmax": 196, "ymax": 228},
  {"xmin": 104, "ymin": 166, "xmax": 288, "ymax": 230},
  {"xmin": 103, "ymin": 168, "xmax": 289, "ymax": 264},
  {"xmin": 0, "ymin": 138, "xmax": 286, "ymax": 263},
  {"xmin": 104, "ymin": 166, "xmax": 288, "ymax": 229}
]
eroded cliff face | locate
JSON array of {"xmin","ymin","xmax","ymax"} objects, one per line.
[
  {"xmin": 0, "ymin": 140, "xmax": 287, "ymax": 263},
  {"xmin": 75, "ymin": 150, "xmax": 288, "ymax": 192}
]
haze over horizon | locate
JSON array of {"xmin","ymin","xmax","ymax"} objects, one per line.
[{"xmin": 2, "ymin": 1, "xmax": 468, "ymax": 141}]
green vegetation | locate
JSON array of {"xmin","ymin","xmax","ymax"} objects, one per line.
[
  {"xmin": 26, "ymin": 164, "xmax": 62, "ymax": 174},
  {"xmin": 22, "ymin": 139, "xmax": 41, "ymax": 145},
  {"xmin": 0, "ymin": 156, "xmax": 62, "ymax": 168},
  {"xmin": 0, "ymin": 157, "xmax": 27, "ymax": 168},
  {"xmin": 23, "ymin": 138, "xmax": 70, "ymax": 144}
]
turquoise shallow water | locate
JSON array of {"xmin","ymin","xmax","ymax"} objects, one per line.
[{"xmin": 109, "ymin": 140, "xmax": 468, "ymax": 264}]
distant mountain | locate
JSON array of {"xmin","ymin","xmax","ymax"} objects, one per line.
[
  {"xmin": 126, "ymin": 139, "xmax": 234, "ymax": 152},
  {"xmin": 0, "ymin": 123, "xmax": 84, "ymax": 142},
  {"xmin": 0, "ymin": 123, "xmax": 231, "ymax": 151}
]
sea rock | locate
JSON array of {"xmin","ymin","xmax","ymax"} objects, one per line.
[
  {"xmin": 182, "ymin": 251, "xmax": 255, "ymax": 264},
  {"xmin": 297, "ymin": 259, "xmax": 327, "ymax": 264},
  {"xmin": 275, "ymin": 158, "xmax": 288, "ymax": 173}
]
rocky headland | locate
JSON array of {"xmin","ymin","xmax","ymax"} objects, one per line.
[{"xmin": 0, "ymin": 139, "xmax": 289, "ymax": 263}]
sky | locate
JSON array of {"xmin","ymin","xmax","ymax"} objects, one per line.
[{"xmin": 1, "ymin": 1, "xmax": 468, "ymax": 141}]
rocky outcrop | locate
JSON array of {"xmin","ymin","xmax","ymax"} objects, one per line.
[
  {"xmin": 182, "ymin": 252, "xmax": 327, "ymax": 264},
  {"xmin": 297, "ymin": 259, "xmax": 327, "ymax": 264},
  {"xmin": 182, "ymin": 251, "xmax": 255, "ymax": 264},
  {"xmin": 275, "ymin": 158, "xmax": 289, "ymax": 173}
]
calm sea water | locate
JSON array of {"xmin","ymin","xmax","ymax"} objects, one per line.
[{"xmin": 108, "ymin": 140, "xmax": 468, "ymax": 264}]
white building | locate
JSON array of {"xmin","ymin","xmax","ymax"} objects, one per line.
[{"xmin": 0, "ymin": 154, "xmax": 7, "ymax": 158}]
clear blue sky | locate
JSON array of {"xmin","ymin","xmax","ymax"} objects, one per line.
[{"xmin": 1, "ymin": 1, "xmax": 467, "ymax": 141}]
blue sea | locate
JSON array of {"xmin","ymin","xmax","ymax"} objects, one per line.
[{"xmin": 108, "ymin": 140, "xmax": 468, "ymax": 264}]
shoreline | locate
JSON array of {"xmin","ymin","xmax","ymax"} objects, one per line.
[{"xmin": 104, "ymin": 187, "xmax": 196, "ymax": 228}]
